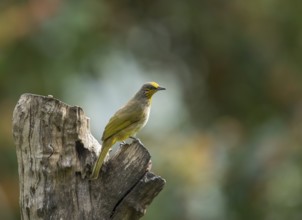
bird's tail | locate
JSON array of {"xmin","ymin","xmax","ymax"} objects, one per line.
[{"xmin": 90, "ymin": 139, "xmax": 114, "ymax": 180}]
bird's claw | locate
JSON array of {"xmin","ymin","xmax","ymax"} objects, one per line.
[
  {"xmin": 120, "ymin": 141, "xmax": 127, "ymax": 147},
  {"xmin": 130, "ymin": 136, "xmax": 143, "ymax": 145}
]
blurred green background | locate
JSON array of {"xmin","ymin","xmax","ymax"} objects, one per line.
[{"xmin": 1, "ymin": 0, "xmax": 302, "ymax": 219}]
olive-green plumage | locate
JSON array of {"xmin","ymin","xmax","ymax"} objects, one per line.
[{"xmin": 90, "ymin": 82, "xmax": 165, "ymax": 179}]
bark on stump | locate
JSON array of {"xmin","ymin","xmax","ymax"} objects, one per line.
[{"xmin": 12, "ymin": 93, "xmax": 165, "ymax": 220}]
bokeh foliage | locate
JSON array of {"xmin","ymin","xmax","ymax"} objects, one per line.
[{"xmin": 1, "ymin": 0, "xmax": 302, "ymax": 219}]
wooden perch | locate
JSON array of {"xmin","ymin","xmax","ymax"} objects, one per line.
[{"xmin": 12, "ymin": 93, "xmax": 165, "ymax": 220}]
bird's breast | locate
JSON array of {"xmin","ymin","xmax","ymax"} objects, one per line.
[{"xmin": 141, "ymin": 106, "xmax": 150, "ymax": 128}]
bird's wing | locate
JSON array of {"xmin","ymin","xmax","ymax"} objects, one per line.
[{"xmin": 101, "ymin": 105, "xmax": 141, "ymax": 141}]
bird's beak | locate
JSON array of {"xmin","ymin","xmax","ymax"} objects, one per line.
[{"xmin": 157, "ymin": 86, "xmax": 166, "ymax": 91}]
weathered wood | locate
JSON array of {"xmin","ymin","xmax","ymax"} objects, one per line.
[{"xmin": 12, "ymin": 93, "xmax": 165, "ymax": 220}]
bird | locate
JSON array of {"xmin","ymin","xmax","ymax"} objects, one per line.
[{"xmin": 90, "ymin": 81, "xmax": 166, "ymax": 179}]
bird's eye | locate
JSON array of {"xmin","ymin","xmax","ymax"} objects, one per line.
[{"xmin": 148, "ymin": 86, "xmax": 155, "ymax": 90}]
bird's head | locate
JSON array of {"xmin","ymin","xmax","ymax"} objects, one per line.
[{"xmin": 138, "ymin": 82, "xmax": 166, "ymax": 99}]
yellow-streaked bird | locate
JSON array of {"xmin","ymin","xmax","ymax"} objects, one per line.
[{"xmin": 90, "ymin": 82, "xmax": 166, "ymax": 179}]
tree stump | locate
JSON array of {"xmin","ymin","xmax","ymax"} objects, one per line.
[{"xmin": 12, "ymin": 93, "xmax": 165, "ymax": 220}]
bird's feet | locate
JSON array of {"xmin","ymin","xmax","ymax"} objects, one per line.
[
  {"xmin": 119, "ymin": 141, "xmax": 127, "ymax": 147},
  {"xmin": 130, "ymin": 136, "xmax": 143, "ymax": 145}
]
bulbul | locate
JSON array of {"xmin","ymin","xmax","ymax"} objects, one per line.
[{"xmin": 90, "ymin": 82, "xmax": 166, "ymax": 179}]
